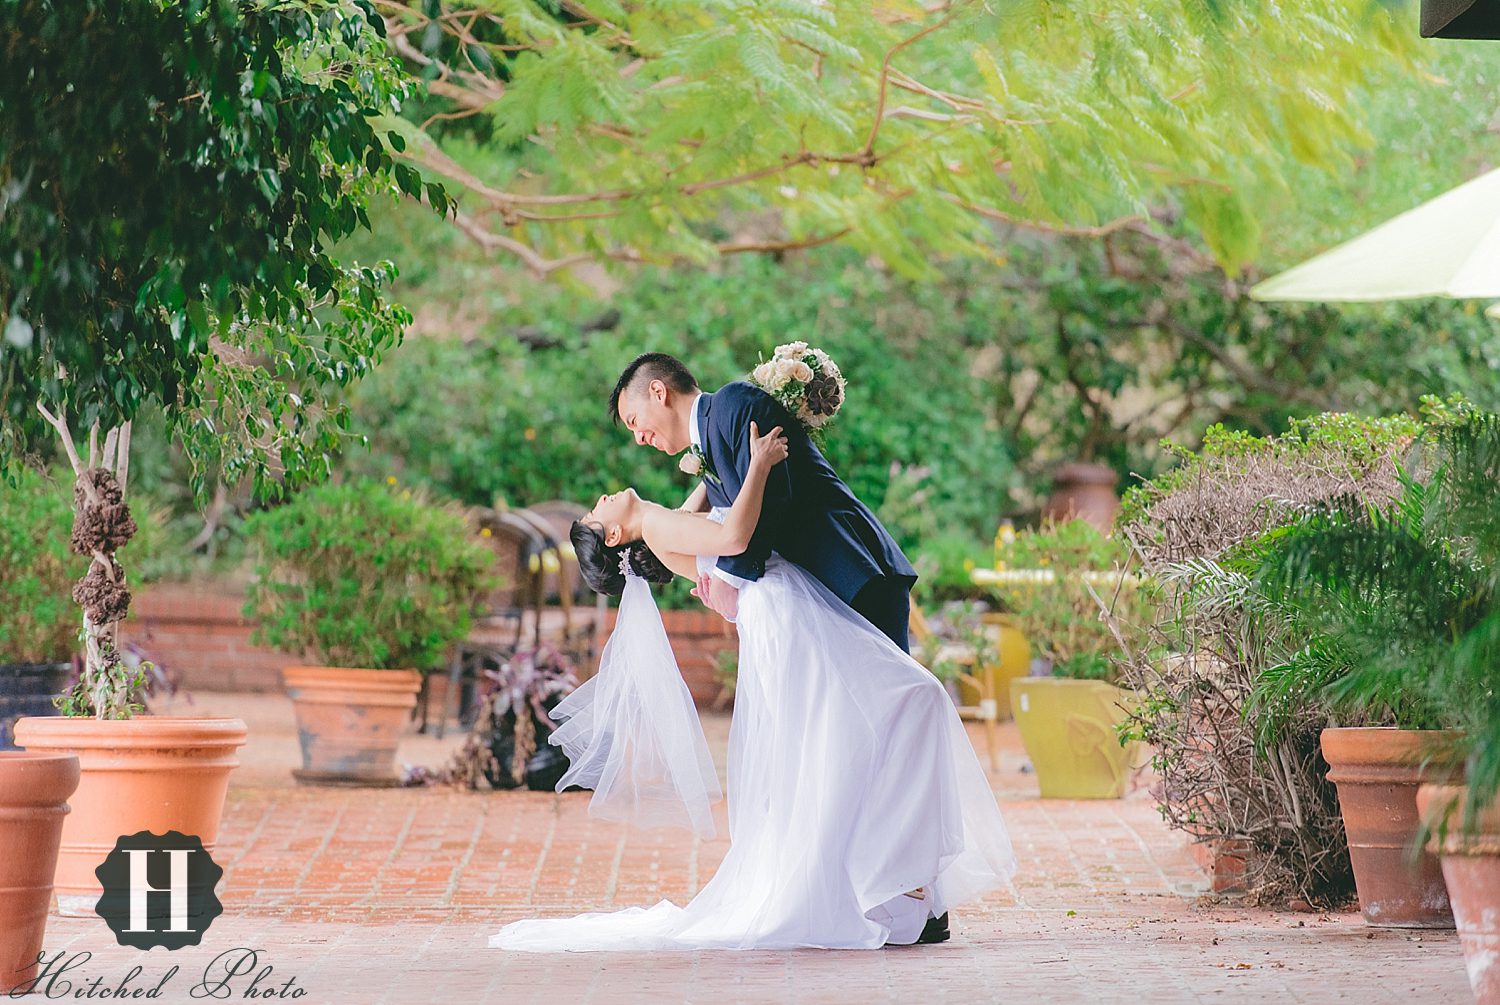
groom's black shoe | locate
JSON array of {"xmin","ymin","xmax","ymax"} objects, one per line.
[{"xmin": 915, "ymin": 911, "xmax": 950, "ymax": 944}]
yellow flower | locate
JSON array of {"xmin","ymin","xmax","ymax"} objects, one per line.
[
  {"xmin": 386, "ymin": 476, "xmax": 397, "ymax": 485},
  {"xmin": 962, "ymin": 558, "xmax": 975, "ymax": 572},
  {"xmin": 524, "ymin": 427, "xmax": 537, "ymax": 441},
  {"xmin": 480, "ymin": 527, "xmax": 492, "ymax": 538}
]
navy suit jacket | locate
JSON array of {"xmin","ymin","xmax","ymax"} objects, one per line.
[{"xmin": 696, "ymin": 381, "xmax": 917, "ymax": 606}]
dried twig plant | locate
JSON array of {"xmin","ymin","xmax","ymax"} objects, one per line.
[{"xmin": 1115, "ymin": 412, "xmax": 1421, "ymax": 906}]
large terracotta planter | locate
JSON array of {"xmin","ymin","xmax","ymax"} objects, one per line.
[
  {"xmin": 11, "ymin": 717, "xmax": 246, "ymax": 917},
  {"xmin": 282, "ymin": 666, "xmax": 421, "ymax": 786},
  {"xmin": 0, "ymin": 662, "xmax": 71, "ymax": 751},
  {"xmin": 1011, "ymin": 677, "xmax": 1141, "ymax": 798},
  {"xmin": 0, "ymin": 752, "xmax": 78, "ymax": 993},
  {"xmin": 1042, "ymin": 462, "xmax": 1120, "ymax": 532},
  {"xmin": 1321, "ymin": 727, "xmax": 1462, "ymax": 928},
  {"xmin": 1418, "ymin": 783, "xmax": 1500, "ymax": 1003}
]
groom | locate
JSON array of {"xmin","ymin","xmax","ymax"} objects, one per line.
[{"xmin": 608, "ymin": 351, "xmax": 918, "ymax": 651}]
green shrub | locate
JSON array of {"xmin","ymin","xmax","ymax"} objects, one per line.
[
  {"xmin": 990, "ymin": 519, "xmax": 1145, "ymax": 682},
  {"xmin": 0, "ymin": 466, "xmax": 85, "ymax": 663},
  {"xmin": 243, "ymin": 478, "xmax": 498, "ymax": 671},
  {"xmin": 910, "ymin": 531, "xmax": 989, "ymax": 606}
]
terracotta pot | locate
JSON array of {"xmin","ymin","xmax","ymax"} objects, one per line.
[
  {"xmin": 281, "ymin": 666, "xmax": 421, "ymax": 786},
  {"xmin": 1187, "ymin": 837, "xmax": 1256, "ymax": 896},
  {"xmin": 1042, "ymin": 462, "xmax": 1119, "ymax": 532},
  {"xmin": 0, "ymin": 752, "xmax": 78, "ymax": 993},
  {"xmin": 0, "ymin": 662, "xmax": 71, "ymax": 751},
  {"xmin": 1418, "ymin": 783, "xmax": 1500, "ymax": 1003},
  {"xmin": 1321, "ymin": 727, "xmax": 1463, "ymax": 928},
  {"xmin": 11, "ymin": 716, "xmax": 246, "ymax": 918}
]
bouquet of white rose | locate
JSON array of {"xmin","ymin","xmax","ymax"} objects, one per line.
[{"xmin": 749, "ymin": 341, "xmax": 846, "ymax": 439}]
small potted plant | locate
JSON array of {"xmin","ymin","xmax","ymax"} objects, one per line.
[
  {"xmin": 0, "ymin": 467, "xmax": 84, "ymax": 749},
  {"xmin": 1409, "ymin": 413, "xmax": 1500, "ymax": 1001},
  {"xmin": 991, "ymin": 519, "xmax": 1147, "ymax": 798},
  {"xmin": 243, "ymin": 478, "xmax": 496, "ymax": 786},
  {"xmin": 411, "ymin": 645, "xmax": 583, "ymax": 791}
]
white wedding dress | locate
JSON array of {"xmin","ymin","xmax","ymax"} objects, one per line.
[{"xmin": 488, "ymin": 529, "xmax": 1017, "ymax": 952}]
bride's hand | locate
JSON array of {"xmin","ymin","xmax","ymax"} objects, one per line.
[{"xmin": 748, "ymin": 421, "xmax": 789, "ymax": 468}]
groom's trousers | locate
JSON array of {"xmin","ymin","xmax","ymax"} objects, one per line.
[{"xmin": 849, "ymin": 575, "xmax": 912, "ymax": 654}]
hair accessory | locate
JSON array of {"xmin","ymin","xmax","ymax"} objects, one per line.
[{"xmin": 618, "ymin": 549, "xmax": 635, "ymax": 579}]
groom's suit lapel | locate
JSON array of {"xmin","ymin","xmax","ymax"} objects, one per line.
[{"xmin": 697, "ymin": 390, "xmax": 735, "ymax": 508}]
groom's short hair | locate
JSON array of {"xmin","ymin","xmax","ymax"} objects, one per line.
[{"xmin": 608, "ymin": 352, "xmax": 698, "ymax": 424}]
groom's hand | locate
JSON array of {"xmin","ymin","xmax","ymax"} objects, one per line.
[{"xmin": 691, "ymin": 572, "xmax": 739, "ymax": 621}]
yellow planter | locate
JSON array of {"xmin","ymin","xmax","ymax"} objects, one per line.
[
  {"xmin": 1011, "ymin": 677, "xmax": 1141, "ymax": 799},
  {"xmin": 956, "ymin": 618, "xmax": 1031, "ymax": 720}
]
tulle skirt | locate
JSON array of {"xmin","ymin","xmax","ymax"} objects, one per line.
[{"xmin": 488, "ymin": 557, "xmax": 1017, "ymax": 951}]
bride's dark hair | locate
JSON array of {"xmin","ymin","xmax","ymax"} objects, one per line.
[{"xmin": 570, "ymin": 520, "xmax": 674, "ymax": 596}]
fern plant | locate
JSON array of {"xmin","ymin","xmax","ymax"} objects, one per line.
[{"xmin": 1246, "ymin": 413, "xmax": 1500, "ymax": 825}]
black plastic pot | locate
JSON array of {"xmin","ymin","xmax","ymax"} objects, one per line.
[
  {"xmin": 485, "ymin": 692, "xmax": 581, "ymax": 792},
  {"xmin": 0, "ymin": 662, "xmax": 71, "ymax": 750}
]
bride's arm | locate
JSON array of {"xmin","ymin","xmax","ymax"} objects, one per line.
[
  {"xmin": 649, "ymin": 544, "xmax": 701, "ymax": 581},
  {"xmin": 642, "ymin": 422, "xmax": 788, "ymax": 560}
]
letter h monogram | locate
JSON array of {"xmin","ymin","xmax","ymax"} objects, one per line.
[{"xmin": 123, "ymin": 847, "xmax": 195, "ymax": 933}]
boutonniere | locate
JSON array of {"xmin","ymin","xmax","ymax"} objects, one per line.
[{"xmin": 679, "ymin": 444, "xmax": 721, "ymax": 485}]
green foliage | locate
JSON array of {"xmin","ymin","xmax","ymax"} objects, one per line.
[
  {"xmin": 54, "ymin": 658, "xmax": 152, "ymax": 720},
  {"xmin": 915, "ymin": 599, "xmax": 998, "ymax": 685},
  {"xmin": 1261, "ymin": 38, "xmax": 1500, "ymax": 268},
  {"xmin": 336, "ymin": 251, "xmax": 1016, "ymax": 541},
  {"xmin": 0, "ymin": 0, "xmax": 418, "ymax": 503},
  {"xmin": 0, "ymin": 466, "xmax": 85, "ymax": 663},
  {"xmin": 1120, "ymin": 409, "xmax": 1425, "ymax": 529},
  {"xmin": 991, "ymin": 519, "xmax": 1145, "ymax": 682},
  {"xmin": 1247, "ymin": 414, "xmax": 1500, "ymax": 825},
  {"xmin": 243, "ymin": 478, "xmax": 497, "ymax": 670},
  {"xmin": 712, "ymin": 649, "xmax": 738, "ymax": 701},
  {"xmin": 383, "ymin": 0, "xmax": 1417, "ymax": 275},
  {"xmin": 906, "ymin": 531, "xmax": 989, "ymax": 607},
  {"xmin": 992, "ymin": 233, "xmax": 1500, "ymax": 497}
]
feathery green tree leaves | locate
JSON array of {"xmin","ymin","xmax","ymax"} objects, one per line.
[{"xmin": 383, "ymin": 0, "xmax": 1414, "ymax": 278}]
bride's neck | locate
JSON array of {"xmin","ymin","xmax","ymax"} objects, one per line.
[{"xmin": 623, "ymin": 499, "xmax": 658, "ymax": 541}]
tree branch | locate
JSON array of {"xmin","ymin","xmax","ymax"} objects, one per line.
[
  {"xmin": 951, "ymin": 196, "xmax": 1148, "ymax": 238},
  {"xmin": 864, "ymin": 8, "xmax": 959, "ymax": 157},
  {"xmin": 115, "ymin": 421, "xmax": 131, "ymax": 495},
  {"xmin": 35, "ymin": 402, "xmax": 92, "ymax": 490}
]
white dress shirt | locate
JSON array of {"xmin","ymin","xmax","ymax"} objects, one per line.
[{"xmin": 688, "ymin": 391, "xmax": 750, "ymax": 590}]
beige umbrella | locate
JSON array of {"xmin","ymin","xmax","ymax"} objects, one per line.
[{"xmin": 1249, "ymin": 166, "xmax": 1500, "ymax": 304}]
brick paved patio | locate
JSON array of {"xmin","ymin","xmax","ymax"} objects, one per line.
[{"xmin": 35, "ymin": 691, "xmax": 1469, "ymax": 1004}]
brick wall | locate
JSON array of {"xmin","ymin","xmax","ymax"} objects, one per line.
[
  {"xmin": 121, "ymin": 585, "xmax": 741, "ymax": 708},
  {"xmin": 602, "ymin": 607, "xmax": 738, "ymax": 708},
  {"xmin": 119, "ymin": 584, "xmax": 296, "ymax": 693}
]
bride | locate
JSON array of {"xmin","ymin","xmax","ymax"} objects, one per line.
[{"xmin": 488, "ymin": 422, "xmax": 1017, "ymax": 951}]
